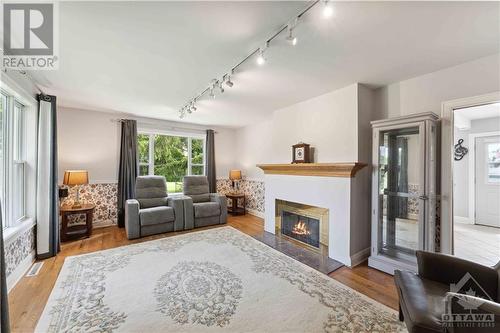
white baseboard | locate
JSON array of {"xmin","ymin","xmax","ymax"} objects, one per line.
[
  {"xmin": 350, "ymin": 247, "xmax": 370, "ymax": 267},
  {"xmin": 246, "ymin": 208, "xmax": 265, "ymax": 219},
  {"xmin": 455, "ymin": 216, "xmax": 474, "ymax": 225},
  {"xmin": 7, "ymin": 250, "xmax": 35, "ymax": 292}
]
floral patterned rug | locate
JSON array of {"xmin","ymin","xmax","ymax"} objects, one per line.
[{"xmin": 36, "ymin": 227, "xmax": 406, "ymax": 332}]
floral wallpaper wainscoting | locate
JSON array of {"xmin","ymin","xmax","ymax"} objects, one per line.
[
  {"xmin": 61, "ymin": 183, "xmax": 118, "ymax": 227},
  {"xmin": 216, "ymin": 179, "xmax": 265, "ymax": 215},
  {"xmin": 5, "ymin": 226, "xmax": 36, "ymax": 278}
]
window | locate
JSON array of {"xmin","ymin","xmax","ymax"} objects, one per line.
[
  {"xmin": 138, "ymin": 132, "xmax": 205, "ymax": 193},
  {"xmin": 487, "ymin": 142, "xmax": 500, "ymax": 183},
  {"xmin": 0, "ymin": 91, "xmax": 27, "ymax": 228}
]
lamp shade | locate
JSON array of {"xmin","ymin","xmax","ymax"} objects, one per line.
[
  {"xmin": 63, "ymin": 170, "xmax": 89, "ymax": 185},
  {"xmin": 229, "ymin": 170, "xmax": 242, "ymax": 181}
]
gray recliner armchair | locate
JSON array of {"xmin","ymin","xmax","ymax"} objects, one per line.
[
  {"xmin": 183, "ymin": 176, "xmax": 227, "ymax": 229},
  {"xmin": 125, "ymin": 176, "xmax": 184, "ymax": 239}
]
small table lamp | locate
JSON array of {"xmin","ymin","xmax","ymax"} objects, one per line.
[
  {"xmin": 229, "ymin": 170, "xmax": 242, "ymax": 192},
  {"xmin": 63, "ymin": 170, "xmax": 89, "ymax": 208}
]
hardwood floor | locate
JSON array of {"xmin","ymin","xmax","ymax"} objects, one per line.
[{"xmin": 8, "ymin": 214, "xmax": 398, "ymax": 332}]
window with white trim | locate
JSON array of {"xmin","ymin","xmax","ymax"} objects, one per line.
[
  {"xmin": 0, "ymin": 90, "xmax": 27, "ymax": 228},
  {"xmin": 138, "ymin": 132, "xmax": 205, "ymax": 193}
]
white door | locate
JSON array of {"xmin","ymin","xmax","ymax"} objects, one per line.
[{"xmin": 475, "ymin": 135, "xmax": 500, "ymax": 227}]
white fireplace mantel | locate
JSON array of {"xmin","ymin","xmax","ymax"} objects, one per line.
[{"xmin": 258, "ymin": 163, "xmax": 371, "ymax": 267}]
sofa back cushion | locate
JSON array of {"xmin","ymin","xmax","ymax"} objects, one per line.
[
  {"xmin": 135, "ymin": 176, "xmax": 168, "ymax": 208},
  {"xmin": 183, "ymin": 176, "xmax": 210, "ymax": 203}
]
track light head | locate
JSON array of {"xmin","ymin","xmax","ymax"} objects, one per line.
[
  {"xmin": 256, "ymin": 49, "xmax": 266, "ymax": 65},
  {"xmin": 209, "ymin": 87, "xmax": 215, "ymax": 99},
  {"xmin": 219, "ymin": 82, "xmax": 224, "ymax": 93},
  {"xmin": 225, "ymin": 75, "xmax": 234, "ymax": 87},
  {"xmin": 191, "ymin": 104, "xmax": 197, "ymax": 112},
  {"xmin": 286, "ymin": 26, "xmax": 297, "ymax": 46},
  {"xmin": 323, "ymin": 1, "xmax": 333, "ymax": 18}
]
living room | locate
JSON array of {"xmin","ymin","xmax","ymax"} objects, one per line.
[{"xmin": 1, "ymin": 1, "xmax": 499, "ymax": 332}]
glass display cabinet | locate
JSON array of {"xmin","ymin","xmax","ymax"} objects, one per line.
[{"xmin": 368, "ymin": 112, "xmax": 438, "ymax": 275}]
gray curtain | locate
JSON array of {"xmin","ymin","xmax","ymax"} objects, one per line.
[
  {"xmin": 118, "ymin": 120, "xmax": 138, "ymax": 227},
  {"xmin": 1, "ymin": 203, "xmax": 10, "ymax": 332},
  {"xmin": 205, "ymin": 129, "xmax": 216, "ymax": 193},
  {"xmin": 397, "ymin": 137, "xmax": 409, "ymax": 218},
  {"xmin": 36, "ymin": 94, "xmax": 59, "ymax": 259}
]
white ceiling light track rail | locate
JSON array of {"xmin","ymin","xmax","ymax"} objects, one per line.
[{"xmin": 178, "ymin": 0, "xmax": 334, "ymax": 119}]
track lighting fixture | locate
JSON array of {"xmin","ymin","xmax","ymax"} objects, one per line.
[
  {"xmin": 256, "ymin": 48, "xmax": 266, "ymax": 65},
  {"xmin": 323, "ymin": 0, "xmax": 333, "ymax": 18},
  {"xmin": 178, "ymin": 1, "xmax": 330, "ymax": 119},
  {"xmin": 286, "ymin": 26, "xmax": 297, "ymax": 46}
]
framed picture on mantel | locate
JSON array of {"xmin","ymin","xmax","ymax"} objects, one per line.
[{"xmin": 292, "ymin": 143, "xmax": 311, "ymax": 163}]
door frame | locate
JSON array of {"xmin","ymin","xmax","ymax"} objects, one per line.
[
  {"xmin": 441, "ymin": 91, "xmax": 500, "ymax": 255},
  {"xmin": 468, "ymin": 131, "xmax": 500, "ymax": 225}
]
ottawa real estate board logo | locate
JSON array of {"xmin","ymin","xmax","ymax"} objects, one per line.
[{"xmin": 2, "ymin": 2, "xmax": 58, "ymax": 70}]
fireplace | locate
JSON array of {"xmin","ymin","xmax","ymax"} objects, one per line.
[
  {"xmin": 281, "ymin": 211, "xmax": 320, "ymax": 248},
  {"xmin": 275, "ymin": 200, "xmax": 329, "ymax": 252}
]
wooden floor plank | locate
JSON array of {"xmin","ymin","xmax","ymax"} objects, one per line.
[{"xmin": 8, "ymin": 214, "xmax": 398, "ymax": 332}]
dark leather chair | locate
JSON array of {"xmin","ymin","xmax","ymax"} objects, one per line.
[{"xmin": 395, "ymin": 251, "xmax": 500, "ymax": 333}]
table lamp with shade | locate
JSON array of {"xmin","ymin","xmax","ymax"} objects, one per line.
[
  {"xmin": 63, "ymin": 170, "xmax": 89, "ymax": 208},
  {"xmin": 229, "ymin": 169, "xmax": 242, "ymax": 192}
]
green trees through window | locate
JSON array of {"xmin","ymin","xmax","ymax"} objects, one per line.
[{"xmin": 138, "ymin": 133, "xmax": 205, "ymax": 193}]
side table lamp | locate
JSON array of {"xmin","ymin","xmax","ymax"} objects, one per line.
[
  {"xmin": 63, "ymin": 170, "xmax": 89, "ymax": 208},
  {"xmin": 229, "ymin": 169, "xmax": 242, "ymax": 193}
]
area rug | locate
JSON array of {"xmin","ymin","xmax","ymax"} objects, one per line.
[{"xmin": 36, "ymin": 227, "xmax": 406, "ymax": 333}]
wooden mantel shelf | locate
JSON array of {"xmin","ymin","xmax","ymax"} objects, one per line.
[{"xmin": 256, "ymin": 163, "xmax": 367, "ymax": 178}]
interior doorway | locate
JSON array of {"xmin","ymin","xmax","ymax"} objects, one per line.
[{"xmin": 452, "ymin": 102, "xmax": 500, "ymax": 266}]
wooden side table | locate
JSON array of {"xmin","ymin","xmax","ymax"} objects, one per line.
[
  {"xmin": 226, "ymin": 193, "xmax": 246, "ymax": 215},
  {"xmin": 60, "ymin": 204, "xmax": 95, "ymax": 242}
]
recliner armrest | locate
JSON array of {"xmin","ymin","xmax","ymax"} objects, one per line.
[
  {"xmin": 210, "ymin": 193, "xmax": 227, "ymax": 224},
  {"xmin": 181, "ymin": 196, "xmax": 194, "ymax": 230},
  {"xmin": 167, "ymin": 196, "xmax": 184, "ymax": 231},
  {"xmin": 446, "ymin": 292, "xmax": 500, "ymax": 330},
  {"xmin": 417, "ymin": 251, "xmax": 498, "ymax": 300},
  {"xmin": 125, "ymin": 199, "xmax": 140, "ymax": 239}
]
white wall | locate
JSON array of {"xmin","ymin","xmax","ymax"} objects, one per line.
[
  {"xmin": 58, "ymin": 107, "xmax": 236, "ymax": 183},
  {"xmin": 58, "ymin": 107, "xmax": 120, "ymax": 183},
  {"xmin": 374, "ymin": 54, "xmax": 500, "ymax": 119},
  {"xmin": 235, "ymin": 83, "xmax": 360, "ymax": 180}
]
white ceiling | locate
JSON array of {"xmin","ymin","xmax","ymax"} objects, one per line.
[
  {"xmin": 456, "ymin": 103, "xmax": 500, "ymax": 121},
  {"xmin": 32, "ymin": 1, "xmax": 500, "ymax": 128}
]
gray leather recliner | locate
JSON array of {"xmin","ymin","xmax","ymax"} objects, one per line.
[
  {"xmin": 183, "ymin": 176, "xmax": 227, "ymax": 229},
  {"xmin": 125, "ymin": 176, "xmax": 184, "ymax": 239}
]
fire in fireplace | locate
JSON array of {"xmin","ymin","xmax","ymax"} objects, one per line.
[{"xmin": 281, "ymin": 210, "xmax": 320, "ymax": 248}]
